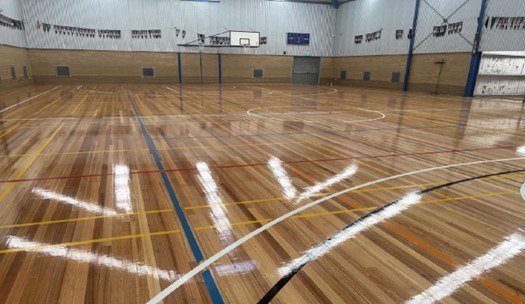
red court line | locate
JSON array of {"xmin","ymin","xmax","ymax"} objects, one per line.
[{"xmin": 0, "ymin": 145, "xmax": 517, "ymax": 184}]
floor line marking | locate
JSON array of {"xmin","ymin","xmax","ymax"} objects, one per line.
[
  {"xmin": 0, "ymin": 186, "xmax": 516, "ymax": 230},
  {"xmin": 0, "ymin": 124, "xmax": 63, "ymax": 204},
  {"xmin": 0, "ymin": 138, "xmax": 305, "ymax": 157},
  {"xmin": 70, "ymin": 94, "xmax": 88, "ymax": 115},
  {"xmin": 384, "ymin": 222, "xmax": 522, "ymax": 304},
  {"xmin": 0, "ymin": 96, "xmax": 65, "ymax": 140},
  {"xmin": 0, "ymin": 189, "xmax": 516, "ymax": 254},
  {"xmin": 0, "ymin": 85, "xmax": 61, "ymax": 114},
  {"xmin": 0, "ymin": 229, "xmax": 181, "ymax": 254},
  {"xmin": 0, "ymin": 209, "xmax": 173, "ymax": 229},
  {"xmin": 147, "ymin": 156, "xmax": 525, "ymax": 304},
  {"xmin": 127, "ymin": 93, "xmax": 224, "ymax": 304},
  {"xmin": 258, "ymin": 169, "xmax": 525, "ymax": 303},
  {"xmin": 0, "ymin": 145, "xmax": 519, "ymax": 184}
]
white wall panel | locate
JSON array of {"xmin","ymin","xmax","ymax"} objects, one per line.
[
  {"xmin": 475, "ymin": 53, "xmax": 525, "ymax": 96},
  {"xmin": 333, "ymin": 0, "xmax": 415, "ymax": 56},
  {"xmin": 480, "ymin": 0, "xmax": 525, "ymax": 52},
  {"xmin": 412, "ymin": 0, "xmax": 481, "ymax": 54},
  {"xmin": 479, "ymin": 55, "xmax": 525, "ymax": 76},
  {"xmin": 0, "ymin": 0, "xmax": 27, "ymax": 47},
  {"xmin": 474, "ymin": 77, "xmax": 525, "ymax": 95},
  {"xmin": 20, "ymin": 0, "xmax": 335, "ymax": 56}
]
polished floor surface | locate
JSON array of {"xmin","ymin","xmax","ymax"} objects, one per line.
[{"xmin": 0, "ymin": 83, "xmax": 524, "ymax": 304}]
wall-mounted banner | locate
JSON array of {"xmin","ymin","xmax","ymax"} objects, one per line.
[
  {"xmin": 52, "ymin": 25, "xmax": 96, "ymax": 37},
  {"xmin": 485, "ymin": 16, "xmax": 525, "ymax": 30},
  {"xmin": 448, "ymin": 22, "xmax": 463, "ymax": 35},
  {"xmin": 395, "ymin": 29, "xmax": 404, "ymax": 40},
  {"xmin": 131, "ymin": 29, "xmax": 161, "ymax": 39},
  {"xmin": 365, "ymin": 29, "xmax": 382, "ymax": 42},
  {"xmin": 0, "ymin": 13, "xmax": 24, "ymax": 30},
  {"xmin": 433, "ymin": 25, "xmax": 447, "ymax": 37}
]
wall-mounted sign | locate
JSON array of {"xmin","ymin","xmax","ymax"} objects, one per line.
[
  {"xmin": 287, "ymin": 33, "xmax": 310, "ymax": 45},
  {"xmin": 485, "ymin": 16, "xmax": 525, "ymax": 30}
]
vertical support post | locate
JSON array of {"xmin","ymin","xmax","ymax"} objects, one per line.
[
  {"xmin": 218, "ymin": 53, "xmax": 222, "ymax": 85},
  {"xmin": 403, "ymin": 0, "xmax": 421, "ymax": 91},
  {"xmin": 177, "ymin": 52, "xmax": 182, "ymax": 84},
  {"xmin": 199, "ymin": 52, "xmax": 203, "ymax": 84},
  {"xmin": 464, "ymin": 0, "xmax": 489, "ymax": 97}
]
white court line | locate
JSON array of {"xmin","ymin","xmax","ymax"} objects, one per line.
[
  {"xmin": 247, "ymin": 105, "xmax": 385, "ymax": 123},
  {"xmin": 147, "ymin": 156, "xmax": 525, "ymax": 304},
  {"xmin": 0, "ymin": 85, "xmax": 61, "ymax": 114},
  {"xmin": 520, "ymin": 182, "xmax": 525, "ymax": 202},
  {"xmin": 164, "ymin": 86, "xmax": 180, "ymax": 94}
]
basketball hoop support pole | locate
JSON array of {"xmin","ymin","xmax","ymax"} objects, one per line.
[
  {"xmin": 177, "ymin": 52, "xmax": 182, "ymax": 84},
  {"xmin": 218, "ymin": 53, "xmax": 222, "ymax": 84}
]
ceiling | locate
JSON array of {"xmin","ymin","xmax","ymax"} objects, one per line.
[{"xmin": 268, "ymin": 0, "xmax": 354, "ymax": 8}]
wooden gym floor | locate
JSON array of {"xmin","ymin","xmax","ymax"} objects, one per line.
[{"xmin": 0, "ymin": 83, "xmax": 524, "ymax": 304}]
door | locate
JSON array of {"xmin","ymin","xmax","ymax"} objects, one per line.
[{"xmin": 292, "ymin": 57, "xmax": 320, "ymax": 85}]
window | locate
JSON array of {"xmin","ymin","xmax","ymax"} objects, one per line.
[
  {"xmin": 253, "ymin": 69, "xmax": 263, "ymax": 78},
  {"xmin": 391, "ymin": 72, "xmax": 401, "ymax": 83},
  {"xmin": 363, "ymin": 71, "xmax": 371, "ymax": 81},
  {"xmin": 340, "ymin": 70, "xmax": 347, "ymax": 80},
  {"xmin": 56, "ymin": 66, "xmax": 71, "ymax": 76},
  {"xmin": 10, "ymin": 66, "xmax": 16, "ymax": 79},
  {"xmin": 142, "ymin": 67, "xmax": 155, "ymax": 77},
  {"xmin": 23, "ymin": 66, "xmax": 28, "ymax": 78}
]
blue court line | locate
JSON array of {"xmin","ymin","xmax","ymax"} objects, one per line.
[{"xmin": 127, "ymin": 94, "xmax": 224, "ymax": 304}]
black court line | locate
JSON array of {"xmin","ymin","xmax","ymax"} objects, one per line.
[{"xmin": 258, "ymin": 168, "xmax": 525, "ymax": 303}]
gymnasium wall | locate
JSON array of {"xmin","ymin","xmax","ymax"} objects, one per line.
[
  {"xmin": 474, "ymin": 52, "xmax": 525, "ymax": 96},
  {"xmin": 0, "ymin": 44, "xmax": 32, "ymax": 89},
  {"xmin": 333, "ymin": 0, "xmax": 414, "ymax": 56},
  {"xmin": 19, "ymin": 0, "xmax": 335, "ymax": 57},
  {"xmin": 1, "ymin": 0, "xmax": 523, "ymax": 95},
  {"xmin": 330, "ymin": 0, "xmax": 484, "ymax": 94},
  {"xmin": 27, "ymin": 49, "xmax": 297, "ymax": 84}
]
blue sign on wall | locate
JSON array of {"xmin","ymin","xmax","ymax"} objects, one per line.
[{"xmin": 287, "ymin": 33, "xmax": 310, "ymax": 45}]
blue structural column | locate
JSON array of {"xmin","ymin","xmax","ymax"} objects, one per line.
[
  {"xmin": 332, "ymin": 0, "xmax": 339, "ymax": 9},
  {"xmin": 403, "ymin": 0, "xmax": 421, "ymax": 91},
  {"xmin": 177, "ymin": 52, "xmax": 182, "ymax": 84},
  {"xmin": 464, "ymin": 0, "xmax": 488, "ymax": 97},
  {"xmin": 218, "ymin": 53, "xmax": 222, "ymax": 84}
]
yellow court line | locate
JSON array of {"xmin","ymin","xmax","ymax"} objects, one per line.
[
  {"xmin": 70, "ymin": 95, "xmax": 89, "ymax": 115},
  {"xmin": 0, "ymin": 124, "xmax": 20, "ymax": 139},
  {"xmin": 0, "ymin": 124, "xmax": 64, "ymax": 204},
  {"xmin": 1, "ymin": 172, "xmax": 522, "ymax": 230},
  {"xmin": 0, "ymin": 183, "xmax": 425, "ymax": 229},
  {"xmin": 194, "ymin": 189, "xmax": 519, "ymax": 229},
  {"xmin": 0, "ymin": 229, "xmax": 181, "ymax": 254},
  {"xmin": 184, "ymin": 183, "xmax": 431, "ymax": 210},
  {"xmin": 0, "ymin": 209, "xmax": 173, "ymax": 229},
  {"xmin": 0, "ymin": 189, "xmax": 517, "ymax": 254},
  {"xmin": 0, "ymin": 97, "xmax": 63, "ymax": 140}
]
